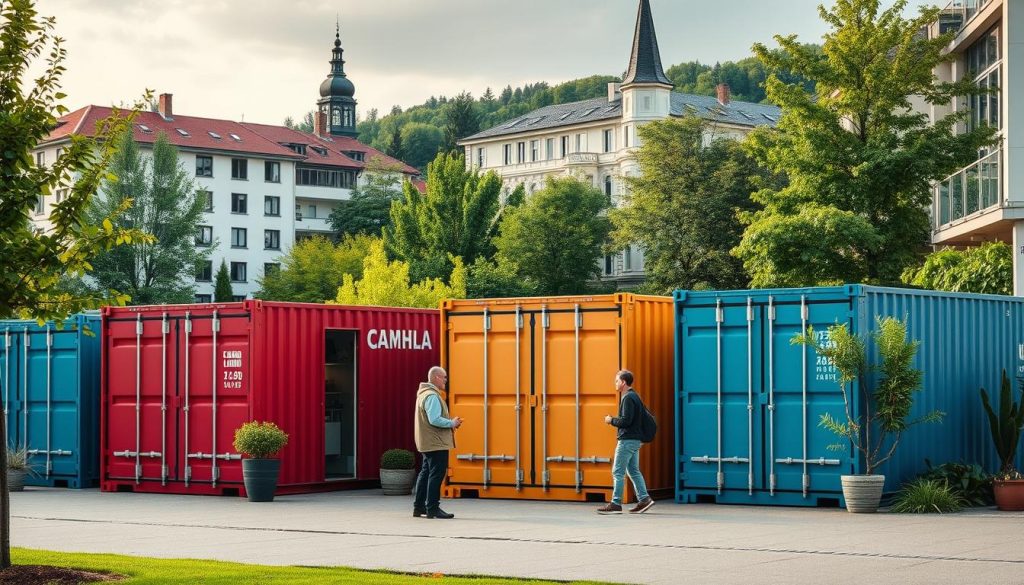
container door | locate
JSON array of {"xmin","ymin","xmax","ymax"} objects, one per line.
[
  {"xmin": 24, "ymin": 327, "xmax": 81, "ymax": 479},
  {"xmin": 767, "ymin": 296, "xmax": 851, "ymax": 497},
  {"xmin": 179, "ymin": 311, "xmax": 249, "ymax": 487},
  {"xmin": 680, "ymin": 299, "xmax": 764, "ymax": 495},
  {"xmin": 325, "ymin": 330, "xmax": 357, "ymax": 480},
  {"xmin": 0, "ymin": 327, "xmax": 21, "ymax": 450},
  {"xmin": 447, "ymin": 308, "xmax": 529, "ymax": 490},
  {"xmin": 536, "ymin": 305, "xmax": 620, "ymax": 492},
  {"xmin": 105, "ymin": 313, "xmax": 179, "ymax": 484}
]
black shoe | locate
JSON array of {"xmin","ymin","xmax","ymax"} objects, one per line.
[
  {"xmin": 426, "ymin": 508, "xmax": 455, "ymax": 519},
  {"xmin": 413, "ymin": 507, "xmax": 427, "ymax": 518}
]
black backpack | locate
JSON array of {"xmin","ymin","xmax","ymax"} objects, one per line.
[{"xmin": 636, "ymin": 394, "xmax": 658, "ymax": 443}]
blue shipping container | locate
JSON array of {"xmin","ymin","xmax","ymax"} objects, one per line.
[
  {"xmin": 0, "ymin": 313, "xmax": 102, "ymax": 488},
  {"xmin": 675, "ymin": 285, "xmax": 1024, "ymax": 507}
]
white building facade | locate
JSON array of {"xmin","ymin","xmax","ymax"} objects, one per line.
[
  {"xmin": 33, "ymin": 30, "xmax": 418, "ymax": 301},
  {"xmin": 929, "ymin": 0, "xmax": 1024, "ymax": 293},
  {"xmin": 458, "ymin": 0, "xmax": 780, "ymax": 288}
]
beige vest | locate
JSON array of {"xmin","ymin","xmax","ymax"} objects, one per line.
[{"xmin": 414, "ymin": 383, "xmax": 455, "ymax": 452}]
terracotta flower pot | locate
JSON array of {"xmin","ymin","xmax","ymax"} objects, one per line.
[{"xmin": 993, "ymin": 478, "xmax": 1024, "ymax": 511}]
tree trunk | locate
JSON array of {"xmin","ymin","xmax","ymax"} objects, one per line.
[{"xmin": 1, "ymin": 388, "xmax": 10, "ymax": 569}]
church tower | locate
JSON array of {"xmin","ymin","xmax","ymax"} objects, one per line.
[{"xmin": 317, "ymin": 24, "xmax": 358, "ymax": 138}]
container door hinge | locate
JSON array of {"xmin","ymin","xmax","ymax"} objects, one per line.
[
  {"xmin": 212, "ymin": 318, "xmax": 220, "ymax": 333},
  {"xmin": 136, "ymin": 320, "xmax": 144, "ymax": 335},
  {"xmin": 542, "ymin": 470, "xmax": 551, "ymax": 484},
  {"xmin": 516, "ymin": 470, "xmax": 525, "ymax": 483}
]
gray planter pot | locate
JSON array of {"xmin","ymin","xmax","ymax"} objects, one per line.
[
  {"xmin": 7, "ymin": 470, "xmax": 27, "ymax": 492},
  {"xmin": 841, "ymin": 474, "xmax": 886, "ymax": 513},
  {"xmin": 242, "ymin": 458, "xmax": 280, "ymax": 502},
  {"xmin": 380, "ymin": 468, "xmax": 416, "ymax": 495}
]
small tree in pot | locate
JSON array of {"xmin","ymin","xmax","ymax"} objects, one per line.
[
  {"xmin": 233, "ymin": 422, "xmax": 289, "ymax": 502},
  {"xmin": 380, "ymin": 448, "xmax": 416, "ymax": 495},
  {"xmin": 6, "ymin": 448, "xmax": 32, "ymax": 493},
  {"xmin": 795, "ymin": 317, "xmax": 943, "ymax": 513},
  {"xmin": 980, "ymin": 370, "xmax": 1024, "ymax": 511}
]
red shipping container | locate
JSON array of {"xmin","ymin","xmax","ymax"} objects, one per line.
[{"xmin": 101, "ymin": 301, "xmax": 439, "ymax": 496}]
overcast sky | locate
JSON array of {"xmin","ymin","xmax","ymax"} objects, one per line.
[{"xmin": 41, "ymin": 0, "xmax": 932, "ymax": 125}]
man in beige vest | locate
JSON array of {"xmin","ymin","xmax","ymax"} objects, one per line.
[{"xmin": 413, "ymin": 366, "xmax": 462, "ymax": 519}]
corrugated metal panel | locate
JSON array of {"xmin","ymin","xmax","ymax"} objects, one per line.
[
  {"xmin": 0, "ymin": 313, "xmax": 101, "ymax": 488},
  {"xmin": 441, "ymin": 294, "xmax": 674, "ymax": 502},
  {"xmin": 101, "ymin": 301, "xmax": 438, "ymax": 497},
  {"xmin": 676, "ymin": 286, "xmax": 1024, "ymax": 507}
]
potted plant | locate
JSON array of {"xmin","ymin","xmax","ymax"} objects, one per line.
[
  {"xmin": 6, "ymin": 447, "xmax": 32, "ymax": 492},
  {"xmin": 380, "ymin": 448, "xmax": 416, "ymax": 495},
  {"xmin": 795, "ymin": 317, "xmax": 943, "ymax": 513},
  {"xmin": 980, "ymin": 370, "xmax": 1024, "ymax": 511},
  {"xmin": 233, "ymin": 421, "xmax": 289, "ymax": 502}
]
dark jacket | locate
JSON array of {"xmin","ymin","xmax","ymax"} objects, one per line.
[{"xmin": 610, "ymin": 388, "xmax": 643, "ymax": 441}]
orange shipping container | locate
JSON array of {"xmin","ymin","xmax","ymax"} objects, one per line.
[{"xmin": 441, "ymin": 294, "xmax": 674, "ymax": 502}]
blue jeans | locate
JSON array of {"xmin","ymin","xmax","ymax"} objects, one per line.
[
  {"xmin": 413, "ymin": 450, "xmax": 448, "ymax": 511},
  {"xmin": 611, "ymin": 439, "xmax": 648, "ymax": 505}
]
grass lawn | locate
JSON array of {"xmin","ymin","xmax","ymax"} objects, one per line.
[{"xmin": 10, "ymin": 548, "xmax": 614, "ymax": 585}]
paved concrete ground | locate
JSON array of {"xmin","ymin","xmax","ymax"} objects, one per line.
[{"xmin": 9, "ymin": 488, "xmax": 1024, "ymax": 584}]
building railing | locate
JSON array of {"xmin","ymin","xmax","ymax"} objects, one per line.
[
  {"xmin": 936, "ymin": 0, "xmax": 994, "ymax": 35},
  {"xmin": 934, "ymin": 149, "xmax": 1001, "ymax": 229}
]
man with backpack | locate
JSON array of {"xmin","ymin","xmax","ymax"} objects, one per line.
[{"xmin": 597, "ymin": 369, "xmax": 655, "ymax": 515}]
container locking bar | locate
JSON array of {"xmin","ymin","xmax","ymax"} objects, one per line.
[
  {"xmin": 775, "ymin": 457, "xmax": 841, "ymax": 466},
  {"xmin": 768, "ymin": 296, "xmax": 776, "ymax": 496},
  {"xmin": 541, "ymin": 305, "xmax": 549, "ymax": 491},
  {"xmin": 134, "ymin": 314, "xmax": 143, "ymax": 483},
  {"xmin": 482, "ymin": 308, "xmax": 490, "ymax": 490},
  {"xmin": 546, "ymin": 455, "xmax": 610, "ymax": 464},
  {"xmin": 114, "ymin": 449, "xmax": 162, "ymax": 480},
  {"xmin": 690, "ymin": 455, "xmax": 750, "ymax": 464},
  {"xmin": 800, "ymin": 295, "xmax": 809, "ymax": 497},
  {"xmin": 161, "ymin": 313, "xmax": 169, "ymax": 485},
  {"xmin": 715, "ymin": 299, "xmax": 724, "ymax": 494},
  {"xmin": 3, "ymin": 330, "xmax": 10, "ymax": 426},
  {"xmin": 184, "ymin": 313, "xmax": 193, "ymax": 486},
  {"xmin": 514, "ymin": 305, "xmax": 523, "ymax": 491},
  {"xmin": 23, "ymin": 327, "xmax": 29, "ymax": 451},
  {"xmin": 574, "ymin": 303, "xmax": 582, "ymax": 493},
  {"xmin": 210, "ymin": 311, "xmax": 220, "ymax": 487},
  {"xmin": 188, "ymin": 452, "xmax": 242, "ymax": 461},
  {"xmin": 45, "ymin": 326, "xmax": 53, "ymax": 477},
  {"xmin": 456, "ymin": 454, "xmax": 514, "ymax": 461},
  {"xmin": 746, "ymin": 298, "xmax": 754, "ymax": 495}
]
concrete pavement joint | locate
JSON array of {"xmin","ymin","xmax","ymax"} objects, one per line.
[{"xmin": 15, "ymin": 514, "xmax": 1024, "ymax": 565}]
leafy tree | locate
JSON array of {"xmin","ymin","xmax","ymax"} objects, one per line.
[
  {"xmin": 466, "ymin": 257, "xmax": 538, "ymax": 299},
  {"xmin": 901, "ymin": 242, "xmax": 1012, "ymax": 296},
  {"xmin": 0, "ymin": 0, "xmax": 151, "ymax": 568},
  {"xmin": 386, "ymin": 128, "xmax": 403, "ymax": 160},
  {"xmin": 386, "ymin": 152, "xmax": 504, "ymax": 281},
  {"xmin": 400, "ymin": 122, "xmax": 443, "ymax": 169},
  {"xmin": 494, "ymin": 176, "xmax": 610, "ymax": 295},
  {"xmin": 284, "ymin": 110, "xmax": 315, "ymax": 133},
  {"xmin": 611, "ymin": 116, "xmax": 768, "ymax": 294},
  {"xmin": 734, "ymin": 0, "xmax": 998, "ymax": 288},
  {"xmin": 83, "ymin": 131, "xmax": 208, "ymax": 304},
  {"xmin": 442, "ymin": 91, "xmax": 480, "ymax": 153},
  {"xmin": 335, "ymin": 239, "xmax": 466, "ymax": 308},
  {"xmin": 328, "ymin": 157, "xmax": 406, "ymax": 238},
  {"xmin": 256, "ymin": 234, "xmax": 373, "ymax": 302},
  {"xmin": 356, "ymin": 107, "xmax": 381, "ymax": 145},
  {"xmin": 214, "ymin": 260, "xmax": 233, "ymax": 301}
]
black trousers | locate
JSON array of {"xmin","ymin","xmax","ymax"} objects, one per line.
[{"xmin": 413, "ymin": 449, "xmax": 449, "ymax": 511}]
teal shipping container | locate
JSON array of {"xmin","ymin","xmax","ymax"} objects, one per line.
[
  {"xmin": 675, "ymin": 285, "xmax": 1024, "ymax": 507},
  {"xmin": 0, "ymin": 313, "xmax": 102, "ymax": 488}
]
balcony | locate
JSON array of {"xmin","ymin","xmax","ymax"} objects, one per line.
[
  {"xmin": 934, "ymin": 149, "xmax": 1001, "ymax": 230},
  {"xmin": 936, "ymin": 0, "xmax": 994, "ymax": 36},
  {"xmin": 566, "ymin": 152, "xmax": 599, "ymax": 165},
  {"xmin": 295, "ymin": 215, "xmax": 332, "ymax": 233}
]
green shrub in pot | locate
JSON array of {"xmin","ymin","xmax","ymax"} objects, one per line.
[
  {"xmin": 233, "ymin": 421, "xmax": 289, "ymax": 502},
  {"xmin": 380, "ymin": 448, "xmax": 416, "ymax": 495}
]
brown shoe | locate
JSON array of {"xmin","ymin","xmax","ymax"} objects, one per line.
[
  {"xmin": 629, "ymin": 497, "xmax": 655, "ymax": 514},
  {"xmin": 596, "ymin": 503, "xmax": 622, "ymax": 514}
]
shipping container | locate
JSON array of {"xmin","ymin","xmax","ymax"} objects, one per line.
[
  {"xmin": 441, "ymin": 294, "xmax": 674, "ymax": 502},
  {"xmin": 101, "ymin": 301, "xmax": 438, "ymax": 496},
  {"xmin": 0, "ymin": 313, "xmax": 102, "ymax": 488},
  {"xmin": 676, "ymin": 285, "xmax": 1024, "ymax": 507}
]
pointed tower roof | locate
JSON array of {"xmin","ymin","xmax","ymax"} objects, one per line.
[
  {"xmin": 319, "ymin": 22, "xmax": 355, "ymax": 99},
  {"xmin": 621, "ymin": 0, "xmax": 672, "ymax": 88}
]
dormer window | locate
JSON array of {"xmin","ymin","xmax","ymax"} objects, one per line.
[
  {"xmin": 345, "ymin": 151, "xmax": 365, "ymax": 162},
  {"xmin": 138, "ymin": 124, "xmax": 153, "ymax": 133},
  {"xmin": 175, "ymin": 128, "xmax": 190, "ymax": 137},
  {"xmin": 208, "ymin": 131, "xmax": 222, "ymax": 139}
]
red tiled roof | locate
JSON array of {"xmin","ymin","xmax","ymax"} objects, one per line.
[
  {"xmin": 43, "ymin": 106, "xmax": 419, "ymax": 175},
  {"xmin": 412, "ymin": 178, "xmax": 427, "ymax": 194}
]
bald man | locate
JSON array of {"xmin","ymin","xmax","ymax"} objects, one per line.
[{"xmin": 412, "ymin": 366, "xmax": 463, "ymax": 519}]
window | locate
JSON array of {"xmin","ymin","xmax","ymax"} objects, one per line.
[
  {"xmin": 55, "ymin": 147, "xmax": 63, "ymax": 161},
  {"xmin": 265, "ymin": 161, "xmax": 280, "ymax": 183},
  {"xmin": 55, "ymin": 189, "xmax": 67, "ymax": 204},
  {"xmin": 138, "ymin": 124, "xmax": 153, "ymax": 134},
  {"xmin": 230, "ymin": 262, "xmax": 247, "ymax": 282},
  {"xmin": 546, "ymin": 138, "xmax": 555, "ymax": 160},
  {"xmin": 232, "ymin": 295, "xmax": 247, "ymax": 302},
  {"xmin": 195, "ymin": 294, "xmax": 212, "ymax": 304},
  {"xmin": 196, "ymin": 261, "xmax": 213, "ymax": 282},
  {"xmin": 343, "ymin": 107, "xmax": 354, "ymax": 127},
  {"xmin": 643, "ymin": 96, "xmax": 652, "ymax": 111},
  {"xmin": 264, "ymin": 195, "xmax": 280, "ymax": 216},
  {"xmin": 36, "ymin": 152, "xmax": 45, "ymax": 166},
  {"xmin": 231, "ymin": 227, "xmax": 247, "ymax": 248},
  {"xmin": 603, "ymin": 129, "xmax": 614, "ymax": 153},
  {"xmin": 196, "ymin": 155, "xmax": 213, "ymax": 177},
  {"xmin": 295, "ymin": 167, "xmax": 356, "ymax": 188},
  {"xmin": 517, "ymin": 142, "xmax": 526, "ymax": 164},
  {"xmin": 175, "ymin": 128, "xmax": 190, "ymax": 137},
  {"xmin": 308, "ymin": 205, "xmax": 317, "ymax": 219},
  {"xmin": 229, "ymin": 133, "xmax": 241, "ymax": 142},
  {"xmin": 560, "ymin": 136, "xmax": 569, "ymax": 158},
  {"xmin": 195, "ymin": 225, "xmax": 213, "ymax": 247},
  {"xmin": 624, "ymin": 246, "xmax": 633, "ymax": 271},
  {"xmin": 264, "ymin": 263, "xmax": 280, "ymax": 277},
  {"xmin": 604, "ymin": 254, "xmax": 614, "ymax": 276},
  {"xmin": 208, "ymin": 131, "xmax": 222, "ymax": 140},
  {"xmin": 966, "ymin": 26, "xmax": 1002, "ymax": 131},
  {"xmin": 345, "ymin": 151, "xmax": 365, "ymax": 162},
  {"xmin": 575, "ymin": 133, "xmax": 585, "ymax": 153},
  {"xmin": 477, "ymin": 147, "xmax": 486, "ymax": 167},
  {"xmin": 530, "ymin": 140, "xmax": 539, "ymax": 162},
  {"xmin": 503, "ymin": 144, "xmax": 512, "ymax": 165},
  {"xmin": 264, "ymin": 229, "xmax": 281, "ymax": 250},
  {"xmin": 199, "ymin": 190, "xmax": 213, "ymax": 212},
  {"xmin": 231, "ymin": 158, "xmax": 248, "ymax": 180},
  {"xmin": 332, "ymin": 108, "xmax": 341, "ymax": 126},
  {"xmin": 33, "ymin": 194, "xmax": 44, "ymax": 215},
  {"xmin": 231, "ymin": 193, "xmax": 247, "ymax": 214},
  {"xmin": 624, "ymin": 126, "xmax": 630, "ymax": 148},
  {"xmin": 604, "ymin": 176, "xmax": 613, "ymax": 203}
]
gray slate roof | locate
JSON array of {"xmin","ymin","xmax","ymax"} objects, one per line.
[
  {"xmin": 460, "ymin": 93, "xmax": 781, "ymax": 143},
  {"xmin": 622, "ymin": 0, "xmax": 672, "ymax": 87}
]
